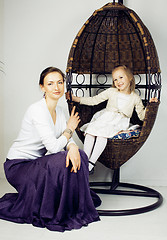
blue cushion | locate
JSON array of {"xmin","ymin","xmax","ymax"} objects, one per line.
[{"xmin": 110, "ymin": 129, "xmax": 141, "ymax": 140}]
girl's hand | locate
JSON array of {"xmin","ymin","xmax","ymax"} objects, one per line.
[
  {"xmin": 65, "ymin": 92, "xmax": 80, "ymax": 102},
  {"xmin": 66, "ymin": 144, "xmax": 81, "ymax": 173},
  {"xmin": 67, "ymin": 106, "xmax": 80, "ymax": 132},
  {"xmin": 149, "ymin": 97, "xmax": 158, "ymax": 103}
]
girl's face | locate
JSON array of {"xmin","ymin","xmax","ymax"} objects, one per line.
[
  {"xmin": 40, "ymin": 72, "xmax": 64, "ymax": 102},
  {"xmin": 112, "ymin": 68, "xmax": 131, "ymax": 94}
]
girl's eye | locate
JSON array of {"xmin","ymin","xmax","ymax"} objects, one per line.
[
  {"xmin": 58, "ymin": 81, "xmax": 63, "ymax": 84},
  {"xmin": 48, "ymin": 83, "xmax": 52, "ymax": 86}
]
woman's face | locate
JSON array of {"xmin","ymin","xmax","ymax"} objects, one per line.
[
  {"xmin": 112, "ymin": 68, "xmax": 131, "ymax": 94},
  {"xmin": 40, "ymin": 71, "xmax": 64, "ymax": 101}
]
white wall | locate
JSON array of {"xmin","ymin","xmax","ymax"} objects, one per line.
[
  {"xmin": 1, "ymin": 0, "xmax": 167, "ymax": 186},
  {"xmin": 0, "ymin": 0, "xmax": 4, "ymax": 175}
]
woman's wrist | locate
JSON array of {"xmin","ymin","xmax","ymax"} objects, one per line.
[
  {"xmin": 63, "ymin": 128, "xmax": 73, "ymax": 138},
  {"xmin": 67, "ymin": 142, "xmax": 79, "ymax": 151}
]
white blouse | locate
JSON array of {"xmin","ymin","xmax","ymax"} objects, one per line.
[{"xmin": 7, "ymin": 98, "xmax": 75, "ymax": 160}]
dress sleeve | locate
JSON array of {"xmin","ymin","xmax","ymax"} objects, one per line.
[
  {"xmin": 30, "ymin": 105, "xmax": 75, "ymax": 154},
  {"xmin": 80, "ymin": 88, "xmax": 111, "ymax": 106},
  {"xmin": 135, "ymin": 95, "xmax": 146, "ymax": 121}
]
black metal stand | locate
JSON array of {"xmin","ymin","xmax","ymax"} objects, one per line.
[{"xmin": 90, "ymin": 168, "xmax": 163, "ymax": 216}]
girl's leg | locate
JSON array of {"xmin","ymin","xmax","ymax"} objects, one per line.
[
  {"xmin": 89, "ymin": 136, "xmax": 107, "ymax": 171},
  {"xmin": 83, "ymin": 134, "xmax": 96, "ymax": 159}
]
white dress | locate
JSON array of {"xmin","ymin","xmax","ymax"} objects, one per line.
[{"xmin": 81, "ymin": 92, "xmax": 131, "ymax": 138}]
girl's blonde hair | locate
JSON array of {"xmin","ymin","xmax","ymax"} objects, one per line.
[{"xmin": 112, "ymin": 65, "xmax": 135, "ymax": 93}]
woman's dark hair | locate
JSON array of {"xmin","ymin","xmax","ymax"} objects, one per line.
[{"xmin": 39, "ymin": 67, "xmax": 65, "ymax": 85}]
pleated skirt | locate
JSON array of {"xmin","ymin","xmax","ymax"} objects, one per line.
[{"xmin": 0, "ymin": 150, "xmax": 101, "ymax": 232}]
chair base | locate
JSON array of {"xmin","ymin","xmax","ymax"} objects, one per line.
[{"xmin": 90, "ymin": 168, "xmax": 163, "ymax": 216}]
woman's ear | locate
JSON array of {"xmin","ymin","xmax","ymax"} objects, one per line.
[
  {"xmin": 40, "ymin": 84, "xmax": 44, "ymax": 92},
  {"xmin": 40, "ymin": 84, "xmax": 46, "ymax": 97}
]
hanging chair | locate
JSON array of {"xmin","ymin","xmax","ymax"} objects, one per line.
[{"xmin": 66, "ymin": 0, "xmax": 162, "ymax": 215}]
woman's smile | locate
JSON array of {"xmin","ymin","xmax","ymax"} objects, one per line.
[{"xmin": 53, "ymin": 91, "xmax": 61, "ymax": 95}]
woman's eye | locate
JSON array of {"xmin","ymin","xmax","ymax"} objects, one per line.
[{"xmin": 58, "ymin": 81, "xmax": 63, "ymax": 84}]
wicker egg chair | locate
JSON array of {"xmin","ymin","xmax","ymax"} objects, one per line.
[{"xmin": 66, "ymin": 0, "xmax": 162, "ymax": 216}]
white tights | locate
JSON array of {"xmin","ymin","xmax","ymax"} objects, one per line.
[{"xmin": 83, "ymin": 134, "xmax": 108, "ymax": 171}]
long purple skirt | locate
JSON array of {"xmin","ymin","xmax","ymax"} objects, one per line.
[{"xmin": 0, "ymin": 150, "xmax": 101, "ymax": 232}]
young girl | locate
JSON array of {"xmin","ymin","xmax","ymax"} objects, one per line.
[{"xmin": 67, "ymin": 65, "xmax": 158, "ymax": 173}]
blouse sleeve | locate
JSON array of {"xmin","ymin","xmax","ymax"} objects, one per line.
[
  {"xmin": 80, "ymin": 88, "xmax": 111, "ymax": 106},
  {"xmin": 30, "ymin": 105, "xmax": 75, "ymax": 154},
  {"xmin": 58, "ymin": 107, "xmax": 76, "ymax": 149}
]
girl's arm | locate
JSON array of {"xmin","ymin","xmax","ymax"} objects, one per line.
[
  {"xmin": 135, "ymin": 96, "xmax": 158, "ymax": 121},
  {"xmin": 149, "ymin": 97, "xmax": 158, "ymax": 103},
  {"xmin": 65, "ymin": 92, "xmax": 80, "ymax": 102},
  {"xmin": 72, "ymin": 95, "xmax": 80, "ymax": 103},
  {"xmin": 66, "ymin": 88, "xmax": 111, "ymax": 106},
  {"xmin": 135, "ymin": 96, "xmax": 146, "ymax": 121}
]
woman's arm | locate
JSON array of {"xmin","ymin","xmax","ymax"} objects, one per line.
[
  {"xmin": 62, "ymin": 106, "xmax": 81, "ymax": 173},
  {"xmin": 62, "ymin": 106, "xmax": 80, "ymax": 141},
  {"xmin": 66, "ymin": 143, "xmax": 81, "ymax": 173},
  {"xmin": 31, "ymin": 102, "xmax": 80, "ymax": 154},
  {"xmin": 32, "ymin": 104, "xmax": 81, "ymax": 172},
  {"xmin": 32, "ymin": 114, "xmax": 68, "ymax": 153}
]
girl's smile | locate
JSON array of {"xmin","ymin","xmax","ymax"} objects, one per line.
[{"xmin": 112, "ymin": 68, "xmax": 131, "ymax": 94}]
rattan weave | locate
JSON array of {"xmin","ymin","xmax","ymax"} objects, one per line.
[{"xmin": 67, "ymin": 2, "xmax": 160, "ymax": 75}]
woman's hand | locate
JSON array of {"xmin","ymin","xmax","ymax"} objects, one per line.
[
  {"xmin": 66, "ymin": 144, "xmax": 81, "ymax": 173},
  {"xmin": 149, "ymin": 97, "xmax": 158, "ymax": 103},
  {"xmin": 67, "ymin": 106, "xmax": 80, "ymax": 132},
  {"xmin": 65, "ymin": 92, "xmax": 80, "ymax": 103}
]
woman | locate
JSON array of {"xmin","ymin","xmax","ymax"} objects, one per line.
[{"xmin": 0, "ymin": 67, "xmax": 101, "ymax": 232}]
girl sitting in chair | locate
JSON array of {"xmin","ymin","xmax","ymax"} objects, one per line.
[{"xmin": 66, "ymin": 65, "xmax": 158, "ymax": 174}]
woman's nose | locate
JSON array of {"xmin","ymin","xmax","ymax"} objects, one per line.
[{"xmin": 54, "ymin": 83, "xmax": 59, "ymax": 90}]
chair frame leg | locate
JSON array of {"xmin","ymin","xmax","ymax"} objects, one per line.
[{"xmin": 90, "ymin": 168, "xmax": 163, "ymax": 216}]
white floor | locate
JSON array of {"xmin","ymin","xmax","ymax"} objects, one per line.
[{"xmin": 0, "ymin": 178, "xmax": 166, "ymax": 240}]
